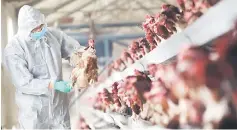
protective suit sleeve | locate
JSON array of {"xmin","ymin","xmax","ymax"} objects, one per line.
[
  {"xmin": 60, "ymin": 31, "xmax": 85, "ymax": 59},
  {"xmin": 4, "ymin": 49, "xmax": 50, "ymax": 95}
]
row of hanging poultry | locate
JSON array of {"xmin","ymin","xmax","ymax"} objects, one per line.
[
  {"xmin": 92, "ymin": 21, "xmax": 237, "ymax": 129},
  {"xmin": 105, "ymin": 0, "xmax": 220, "ymax": 78},
  {"xmin": 77, "ymin": 0, "xmax": 237, "ymax": 129}
]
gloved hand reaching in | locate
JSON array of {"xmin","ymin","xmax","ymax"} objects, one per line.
[{"xmin": 49, "ymin": 81, "xmax": 72, "ymax": 93}]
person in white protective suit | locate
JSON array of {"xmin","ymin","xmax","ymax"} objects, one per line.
[{"xmin": 4, "ymin": 5, "xmax": 94, "ymax": 129}]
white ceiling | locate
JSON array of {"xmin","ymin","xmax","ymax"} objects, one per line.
[
  {"xmin": 11, "ymin": 0, "xmax": 177, "ymax": 24},
  {"xmin": 7, "ymin": 0, "xmax": 178, "ymax": 41}
]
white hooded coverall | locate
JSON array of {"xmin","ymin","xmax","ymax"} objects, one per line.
[{"xmin": 4, "ymin": 5, "xmax": 83, "ymax": 129}]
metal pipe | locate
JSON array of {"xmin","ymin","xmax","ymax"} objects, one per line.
[
  {"xmin": 104, "ymin": 40, "xmax": 110, "ymax": 60},
  {"xmin": 99, "ymin": 33, "xmax": 145, "ymax": 40},
  {"xmin": 114, "ymin": 41, "xmax": 129, "ymax": 47},
  {"xmin": 70, "ymin": 33, "xmax": 145, "ymax": 41},
  {"xmin": 59, "ymin": 22, "xmax": 142, "ymax": 30}
]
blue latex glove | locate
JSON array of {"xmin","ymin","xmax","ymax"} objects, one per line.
[{"xmin": 54, "ymin": 81, "xmax": 72, "ymax": 93}]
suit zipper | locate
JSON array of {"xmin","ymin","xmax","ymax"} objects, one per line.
[{"xmin": 39, "ymin": 41, "xmax": 54, "ymax": 124}]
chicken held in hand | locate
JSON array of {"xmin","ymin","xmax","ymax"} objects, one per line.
[{"xmin": 70, "ymin": 39, "xmax": 98, "ymax": 90}]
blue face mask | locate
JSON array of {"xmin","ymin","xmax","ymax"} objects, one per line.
[{"xmin": 31, "ymin": 26, "xmax": 47, "ymax": 40}]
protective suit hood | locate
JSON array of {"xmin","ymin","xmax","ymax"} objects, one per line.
[{"xmin": 17, "ymin": 5, "xmax": 46, "ymax": 39}]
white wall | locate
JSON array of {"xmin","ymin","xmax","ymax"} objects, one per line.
[{"xmin": 1, "ymin": 1, "xmax": 18, "ymax": 129}]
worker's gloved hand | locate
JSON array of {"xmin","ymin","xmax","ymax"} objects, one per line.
[{"xmin": 51, "ymin": 81, "xmax": 72, "ymax": 93}]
